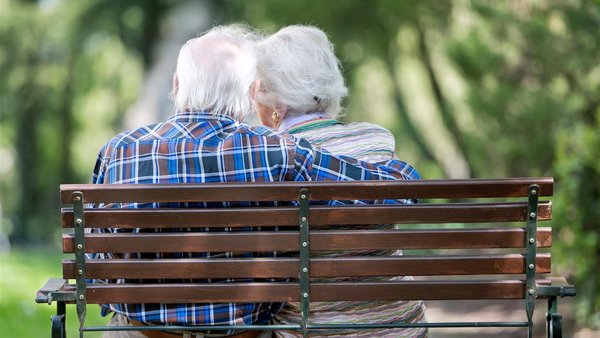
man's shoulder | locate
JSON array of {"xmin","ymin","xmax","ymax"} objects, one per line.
[{"xmin": 99, "ymin": 123, "xmax": 161, "ymax": 153}]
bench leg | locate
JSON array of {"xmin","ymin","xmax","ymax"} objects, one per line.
[
  {"xmin": 52, "ymin": 301, "xmax": 66, "ymax": 338},
  {"xmin": 52, "ymin": 314, "xmax": 66, "ymax": 338},
  {"xmin": 546, "ymin": 297, "xmax": 563, "ymax": 338}
]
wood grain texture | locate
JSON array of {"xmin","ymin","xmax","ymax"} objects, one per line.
[
  {"xmin": 61, "ymin": 202, "xmax": 552, "ymax": 228},
  {"xmin": 63, "ymin": 254, "xmax": 551, "ymax": 279},
  {"xmin": 82, "ymin": 280, "xmax": 554, "ymax": 303},
  {"xmin": 60, "ymin": 178, "xmax": 553, "ymax": 203},
  {"xmin": 63, "ymin": 228, "xmax": 552, "ymax": 253}
]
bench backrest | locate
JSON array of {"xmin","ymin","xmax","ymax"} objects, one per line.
[{"xmin": 58, "ymin": 178, "xmax": 568, "ymax": 335}]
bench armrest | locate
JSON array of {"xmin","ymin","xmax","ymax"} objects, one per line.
[
  {"xmin": 537, "ymin": 277, "xmax": 576, "ymax": 297},
  {"xmin": 35, "ymin": 278, "xmax": 76, "ymax": 304}
]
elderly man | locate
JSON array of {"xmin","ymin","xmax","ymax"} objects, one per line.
[{"xmin": 91, "ymin": 25, "xmax": 419, "ymax": 338}]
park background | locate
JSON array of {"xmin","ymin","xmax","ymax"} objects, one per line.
[{"xmin": 0, "ymin": 0, "xmax": 598, "ymax": 336}]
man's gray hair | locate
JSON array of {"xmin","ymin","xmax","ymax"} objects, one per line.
[
  {"xmin": 172, "ymin": 25, "xmax": 258, "ymax": 121},
  {"xmin": 256, "ymin": 25, "xmax": 348, "ymax": 118}
]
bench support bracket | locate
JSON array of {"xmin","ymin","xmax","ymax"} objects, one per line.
[
  {"xmin": 525, "ymin": 184, "xmax": 539, "ymax": 338},
  {"xmin": 298, "ymin": 188, "xmax": 311, "ymax": 338},
  {"xmin": 73, "ymin": 191, "xmax": 87, "ymax": 337}
]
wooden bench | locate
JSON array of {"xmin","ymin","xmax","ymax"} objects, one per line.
[{"xmin": 36, "ymin": 178, "xmax": 576, "ymax": 337}]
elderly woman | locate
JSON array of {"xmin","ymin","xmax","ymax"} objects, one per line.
[{"xmin": 251, "ymin": 25, "xmax": 427, "ymax": 338}]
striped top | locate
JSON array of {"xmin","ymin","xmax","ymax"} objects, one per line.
[
  {"xmin": 273, "ymin": 113, "xmax": 428, "ymax": 338},
  {"xmin": 287, "ymin": 119, "xmax": 397, "ymax": 163}
]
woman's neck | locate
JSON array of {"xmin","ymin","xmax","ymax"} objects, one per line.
[{"xmin": 278, "ymin": 111, "xmax": 331, "ymax": 132}]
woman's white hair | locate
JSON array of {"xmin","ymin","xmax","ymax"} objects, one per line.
[
  {"xmin": 172, "ymin": 25, "xmax": 258, "ymax": 121},
  {"xmin": 256, "ymin": 25, "xmax": 348, "ymax": 118}
]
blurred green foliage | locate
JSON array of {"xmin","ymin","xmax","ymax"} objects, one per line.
[
  {"xmin": 0, "ymin": 0, "xmax": 147, "ymax": 245},
  {"xmin": 0, "ymin": 250, "xmax": 105, "ymax": 337},
  {"xmin": 0, "ymin": 0, "xmax": 598, "ymax": 330}
]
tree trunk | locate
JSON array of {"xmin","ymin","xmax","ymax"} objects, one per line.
[
  {"xmin": 381, "ymin": 47, "xmax": 438, "ymax": 166},
  {"xmin": 415, "ymin": 18, "xmax": 476, "ymax": 177},
  {"xmin": 13, "ymin": 50, "xmax": 40, "ymax": 244}
]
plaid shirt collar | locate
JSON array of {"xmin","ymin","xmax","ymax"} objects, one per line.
[{"xmin": 166, "ymin": 111, "xmax": 237, "ymax": 124}]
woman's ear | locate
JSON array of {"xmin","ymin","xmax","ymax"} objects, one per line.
[
  {"xmin": 276, "ymin": 105, "xmax": 288, "ymax": 121},
  {"xmin": 172, "ymin": 74, "xmax": 179, "ymax": 97},
  {"xmin": 250, "ymin": 80, "xmax": 261, "ymax": 100}
]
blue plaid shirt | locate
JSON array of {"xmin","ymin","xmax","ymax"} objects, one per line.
[{"xmin": 90, "ymin": 112, "xmax": 420, "ymax": 327}]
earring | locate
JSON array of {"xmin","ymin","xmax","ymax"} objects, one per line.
[{"xmin": 272, "ymin": 111, "xmax": 280, "ymax": 125}]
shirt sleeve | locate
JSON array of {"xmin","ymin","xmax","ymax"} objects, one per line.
[
  {"xmin": 86, "ymin": 145, "xmax": 114, "ymax": 272},
  {"xmin": 292, "ymin": 138, "xmax": 422, "ymax": 205},
  {"xmin": 91, "ymin": 145, "xmax": 108, "ymax": 184},
  {"xmin": 293, "ymin": 137, "xmax": 421, "ymax": 181}
]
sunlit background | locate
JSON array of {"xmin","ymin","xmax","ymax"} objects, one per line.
[{"xmin": 0, "ymin": 0, "xmax": 599, "ymax": 337}]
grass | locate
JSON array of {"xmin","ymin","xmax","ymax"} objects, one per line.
[{"xmin": 0, "ymin": 248, "xmax": 105, "ymax": 337}]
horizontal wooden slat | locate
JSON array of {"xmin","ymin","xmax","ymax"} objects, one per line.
[
  {"xmin": 63, "ymin": 254, "xmax": 551, "ymax": 279},
  {"xmin": 81, "ymin": 280, "xmax": 552, "ymax": 303},
  {"xmin": 62, "ymin": 207, "xmax": 298, "ymax": 228},
  {"xmin": 65, "ymin": 258, "xmax": 298, "ymax": 279},
  {"xmin": 60, "ymin": 178, "xmax": 553, "ymax": 204},
  {"xmin": 63, "ymin": 228, "xmax": 553, "ymax": 253},
  {"xmin": 61, "ymin": 202, "xmax": 552, "ymax": 228},
  {"xmin": 313, "ymin": 254, "xmax": 551, "ymax": 277}
]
